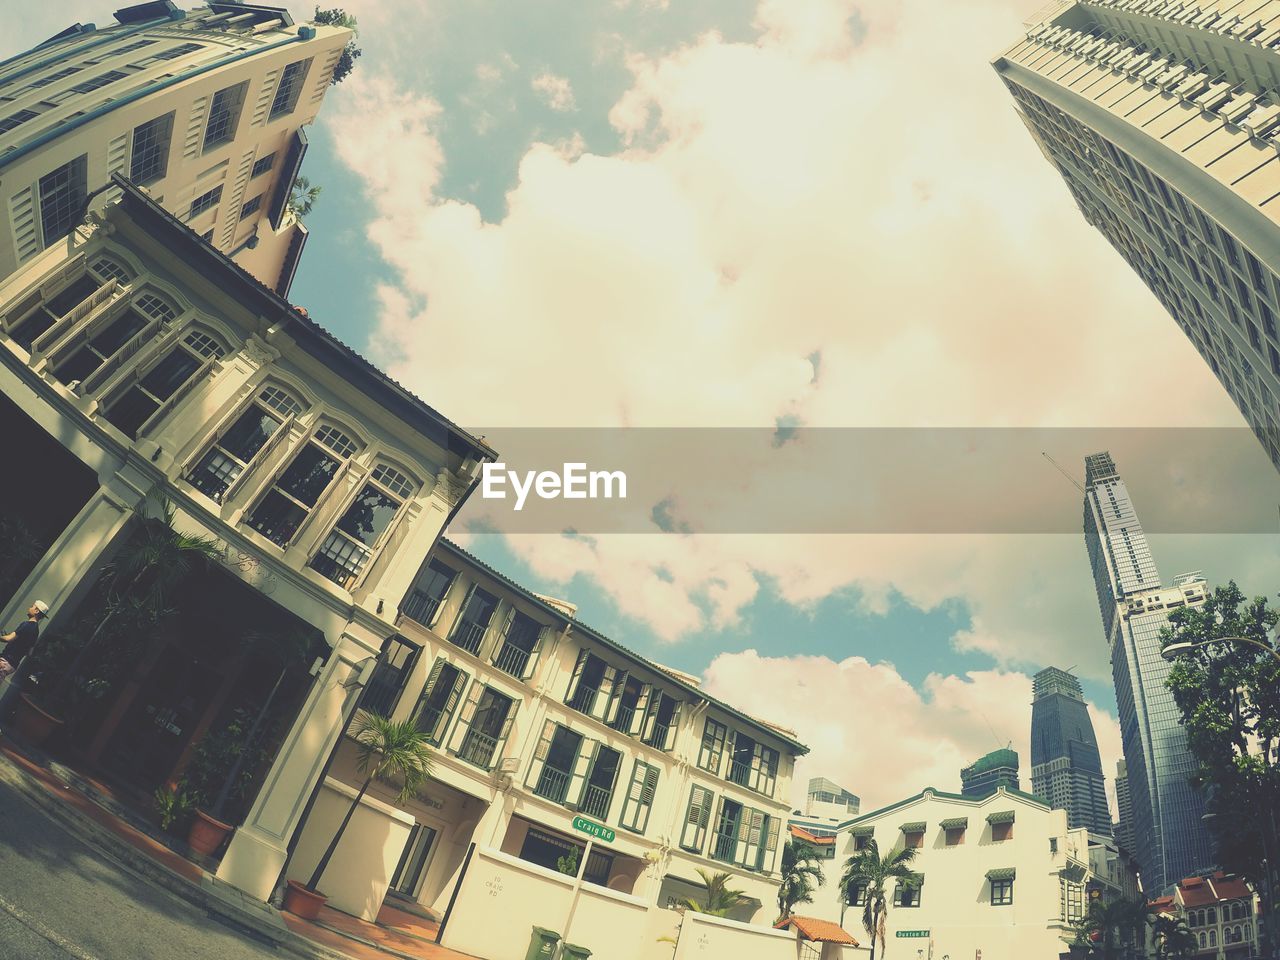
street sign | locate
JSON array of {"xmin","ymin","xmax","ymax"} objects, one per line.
[
  {"xmin": 896, "ymin": 930, "xmax": 931, "ymax": 939},
  {"xmin": 571, "ymin": 816, "xmax": 615, "ymax": 843}
]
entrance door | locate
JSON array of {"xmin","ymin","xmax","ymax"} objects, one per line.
[{"xmin": 389, "ymin": 823, "xmax": 438, "ymax": 899}]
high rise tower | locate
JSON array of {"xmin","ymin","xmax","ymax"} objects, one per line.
[
  {"xmin": 1081, "ymin": 451, "xmax": 1213, "ymax": 893},
  {"xmin": 1030, "ymin": 666, "xmax": 1112, "ymax": 835},
  {"xmin": 1114, "ymin": 759, "xmax": 1137, "ymax": 857},
  {"xmin": 993, "ymin": 3, "xmax": 1280, "ymax": 475},
  {"xmin": 0, "ymin": 2, "xmax": 351, "ymax": 295},
  {"xmin": 960, "ymin": 748, "xmax": 1021, "ymax": 799}
]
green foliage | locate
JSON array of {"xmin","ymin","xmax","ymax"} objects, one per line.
[
  {"xmin": 776, "ymin": 839, "xmax": 825, "ymax": 923},
  {"xmin": 556, "ymin": 847, "xmax": 579, "ymax": 877},
  {"xmin": 153, "ymin": 783, "xmax": 195, "ymax": 833},
  {"xmin": 678, "ymin": 869, "xmax": 752, "ymax": 918},
  {"xmin": 182, "ymin": 709, "xmax": 274, "ymax": 822},
  {"xmin": 312, "ymin": 8, "xmax": 361, "ymax": 85},
  {"xmin": 1150, "ymin": 913, "xmax": 1197, "ymax": 960},
  {"xmin": 1071, "ymin": 898, "xmax": 1147, "ymax": 959},
  {"xmin": 839, "ymin": 839, "xmax": 918, "ymax": 960},
  {"xmin": 0, "ymin": 516, "xmax": 48, "ymax": 608},
  {"xmin": 287, "ymin": 175, "xmax": 321, "ymax": 219},
  {"xmin": 352, "ymin": 713, "xmax": 434, "ymax": 802}
]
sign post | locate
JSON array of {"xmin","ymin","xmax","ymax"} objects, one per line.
[{"xmin": 556, "ymin": 818, "xmax": 613, "ymax": 958}]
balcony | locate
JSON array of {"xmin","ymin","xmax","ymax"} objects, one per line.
[
  {"xmin": 566, "ymin": 684, "xmax": 600, "ymax": 715},
  {"xmin": 450, "ymin": 619, "xmax": 487, "ymax": 655},
  {"xmin": 607, "ymin": 704, "xmax": 635, "ymax": 733},
  {"xmin": 403, "ymin": 588, "xmax": 443, "ymax": 627},
  {"xmin": 580, "ymin": 784, "xmax": 613, "ymax": 820},
  {"xmin": 534, "ymin": 766, "xmax": 572, "ymax": 805},
  {"xmin": 493, "ymin": 643, "xmax": 532, "ymax": 678},
  {"xmin": 711, "ymin": 829, "xmax": 737, "ymax": 865},
  {"xmin": 728, "ymin": 760, "xmax": 752, "ymax": 787},
  {"xmin": 642, "ymin": 721, "xmax": 671, "ymax": 749},
  {"xmin": 457, "ymin": 729, "xmax": 499, "ymax": 770}
]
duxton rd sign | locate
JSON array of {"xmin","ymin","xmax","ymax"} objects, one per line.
[{"xmin": 896, "ymin": 930, "xmax": 930, "ymax": 939}]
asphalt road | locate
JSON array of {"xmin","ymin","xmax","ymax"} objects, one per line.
[{"xmin": 0, "ymin": 777, "xmax": 286, "ymax": 960}]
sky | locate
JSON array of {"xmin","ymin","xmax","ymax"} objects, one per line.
[{"xmin": 9, "ymin": 0, "xmax": 1280, "ymax": 816}]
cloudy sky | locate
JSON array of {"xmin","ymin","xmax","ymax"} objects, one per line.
[{"xmin": 10, "ymin": 0, "xmax": 1280, "ymax": 815}]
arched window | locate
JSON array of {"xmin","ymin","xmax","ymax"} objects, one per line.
[
  {"xmin": 186, "ymin": 383, "xmax": 305, "ymax": 502},
  {"xmin": 246, "ymin": 422, "xmax": 360, "ymax": 547},
  {"xmin": 52, "ymin": 287, "xmax": 184, "ymax": 389},
  {"xmin": 133, "ymin": 288, "xmax": 180, "ymax": 323},
  {"xmin": 102, "ymin": 326, "xmax": 228, "ymax": 439},
  {"xmin": 1209, "ymin": 930, "xmax": 1217, "ymax": 948},
  {"xmin": 89, "ymin": 255, "xmax": 133, "ymax": 285},
  {"xmin": 309, "ymin": 461, "xmax": 418, "ymax": 589},
  {"xmin": 1198, "ymin": 933, "xmax": 1206, "ymax": 949},
  {"xmin": 1207, "ymin": 908, "xmax": 1217, "ymax": 925}
]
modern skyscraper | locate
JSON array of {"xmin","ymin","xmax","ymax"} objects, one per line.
[
  {"xmin": 1114, "ymin": 759, "xmax": 1137, "ymax": 857},
  {"xmin": 0, "ymin": 2, "xmax": 351, "ymax": 294},
  {"xmin": 993, "ymin": 3, "xmax": 1280, "ymax": 475},
  {"xmin": 804, "ymin": 777, "xmax": 860, "ymax": 818},
  {"xmin": 960, "ymin": 748, "xmax": 1021, "ymax": 798},
  {"xmin": 1081, "ymin": 451, "xmax": 1213, "ymax": 893},
  {"xmin": 1030, "ymin": 666, "xmax": 1112, "ymax": 835}
]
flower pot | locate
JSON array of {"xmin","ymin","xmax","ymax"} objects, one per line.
[
  {"xmin": 283, "ymin": 879, "xmax": 327, "ymax": 920},
  {"xmin": 13, "ymin": 694, "xmax": 64, "ymax": 746},
  {"xmin": 187, "ymin": 809, "xmax": 233, "ymax": 857}
]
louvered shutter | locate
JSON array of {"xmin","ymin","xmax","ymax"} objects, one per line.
[
  {"xmin": 629, "ymin": 684, "xmax": 652, "ymax": 736},
  {"xmin": 564, "ymin": 649, "xmax": 589, "ymax": 703},
  {"xmin": 662, "ymin": 700, "xmax": 681, "ymax": 751},
  {"xmin": 567, "ymin": 740, "xmax": 597, "ymax": 809},
  {"xmin": 523, "ymin": 625, "xmax": 550, "ymax": 680},
  {"xmin": 724, "ymin": 729, "xmax": 738, "ymax": 779},
  {"xmin": 414, "ymin": 657, "xmax": 444, "ymax": 735},
  {"xmin": 641, "ymin": 693, "xmax": 659, "ymax": 743},
  {"xmin": 750, "ymin": 742, "xmax": 765, "ymax": 793},
  {"xmin": 638, "ymin": 764, "xmax": 659, "ymax": 833},
  {"xmin": 593, "ymin": 665, "xmax": 619, "ymax": 720},
  {"xmin": 489, "ymin": 604, "xmax": 516, "ymax": 663},
  {"xmin": 524, "ymin": 720, "xmax": 558, "ymax": 789},
  {"xmin": 681, "ymin": 786, "xmax": 712, "ymax": 852},
  {"xmin": 736, "ymin": 807, "xmax": 761, "ymax": 867},
  {"xmin": 604, "ymin": 670, "xmax": 628, "ymax": 725},
  {"xmin": 446, "ymin": 681, "xmax": 483, "ymax": 754},
  {"xmin": 448, "ymin": 583, "xmax": 477, "ymax": 642},
  {"xmin": 492, "ymin": 696, "xmax": 519, "ymax": 765},
  {"xmin": 763, "ymin": 815, "xmax": 780, "ymax": 872},
  {"xmin": 436, "ymin": 667, "xmax": 469, "ymax": 744}
]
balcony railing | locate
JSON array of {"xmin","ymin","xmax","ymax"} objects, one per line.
[
  {"xmin": 580, "ymin": 784, "xmax": 612, "ymax": 820},
  {"xmin": 403, "ymin": 589, "xmax": 443, "ymax": 627},
  {"xmin": 567, "ymin": 683, "xmax": 600, "ymax": 714},
  {"xmin": 493, "ymin": 643, "xmax": 532, "ymax": 678},
  {"xmin": 534, "ymin": 766, "xmax": 572, "ymax": 805},
  {"xmin": 450, "ymin": 619, "xmax": 488, "ymax": 655},
  {"xmin": 457, "ymin": 729, "xmax": 499, "ymax": 770},
  {"xmin": 362, "ymin": 661, "xmax": 406, "ymax": 716},
  {"xmin": 607, "ymin": 704, "xmax": 635, "ymax": 733},
  {"xmin": 711, "ymin": 829, "xmax": 737, "ymax": 865},
  {"xmin": 414, "ymin": 704, "xmax": 445, "ymax": 743},
  {"xmin": 642, "ymin": 721, "xmax": 671, "ymax": 749},
  {"xmin": 728, "ymin": 760, "xmax": 752, "ymax": 787}
]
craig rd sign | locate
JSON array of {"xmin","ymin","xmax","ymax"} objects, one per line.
[{"xmin": 572, "ymin": 816, "xmax": 615, "ymax": 844}]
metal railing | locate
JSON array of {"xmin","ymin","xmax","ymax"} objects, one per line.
[
  {"xmin": 566, "ymin": 683, "xmax": 600, "ymax": 714},
  {"xmin": 402, "ymin": 589, "xmax": 444, "ymax": 628},
  {"xmin": 414, "ymin": 704, "xmax": 445, "ymax": 743},
  {"xmin": 457, "ymin": 729, "xmax": 498, "ymax": 770},
  {"xmin": 607, "ymin": 704, "xmax": 635, "ymax": 733},
  {"xmin": 711, "ymin": 829, "xmax": 737, "ymax": 865},
  {"xmin": 580, "ymin": 784, "xmax": 612, "ymax": 820},
  {"xmin": 642, "ymin": 721, "xmax": 670, "ymax": 749},
  {"xmin": 728, "ymin": 760, "xmax": 752, "ymax": 787},
  {"xmin": 534, "ymin": 766, "xmax": 571, "ymax": 804},
  {"xmin": 492, "ymin": 643, "xmax": 532, "ymax": 678},
  {"xmin": 450, "ymin": 619, "xmax": 487, "ymax": 655}
]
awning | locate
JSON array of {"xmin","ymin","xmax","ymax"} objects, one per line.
[
  {"xmin": 774, "ymin": 916, "xmax": 860, "ymax": 946},
  {"xmin": 899, "ymin": 821, "xmax": 926, "ymax": 833},
  {"xmin": 986, "ymin": 810, "xmax": 1016, "ymax": 824},
  {"xmin": 940, "ymin": 817, "xmax": 968, "ymax": 830},
  {"xmin": 1060, "ymin": 860, "xmax": 1088, "ymax": 884},
  {"xmin": 851, "ymin": 826, "xmax": 875, "ymax": 837},
  {"xmin": 986, "ymin": 867, "xmax": 1016, "ymax": 881}
]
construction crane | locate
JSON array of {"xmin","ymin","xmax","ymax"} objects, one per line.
[{"xmin": 1042, "ymin": 451, "xmax": 1084, "ymax": 493}]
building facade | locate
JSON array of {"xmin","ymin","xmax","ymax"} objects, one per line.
[
  {"xmin": 804, "ymin": 777, "xmax": 860, "ymax": 820},
  {"xmin": 1031, "ymin": 666, "xmax": 1112, "ymax": 835},
  {"xmin": 1151, "ymin": 872, "xmax": 1260, "ymax": 958},
  {"xmin": 797, "ymin": 786, "xmax": 1135, "ymax": 960},
  {"xmin": 1082, "ymin": 451, "xmax": 1213, "ymax": 893},
  {"xmin": 993, "ymin": 1, "xmax": 1280, "ymax": 475},
  {"xmin": 0, "ymin": 1, "xmax": 350, "ymax": 295},
  {"xmin": 1115, "ymin": 758, "xmax": 1137, "ymax": 857},
  {"xmin": 960, "ymin": 747, "xmax": 1021, "ymax": 798}
]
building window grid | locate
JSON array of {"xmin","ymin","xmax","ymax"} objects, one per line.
[
  {"xmin": 203, "ymin": 81, "xmax": 247, "ymax": 152},
  {"xmin": 89, "ymin": 257, "xmax": 132, "ymax": 285},
  {"xmin": 130, "ymin": 112, "xmax": 174, "ymax": 184},
  {"xmin": 240, "ymin": 194, "xmax": 263, "ymax": 219},
  {"xmin": 309, "ymin": 462, "xmax": 415, "ymax": 589},
  {"xmin": 251, "ymin": 153, "xmax": 276, "ymax": 178},
  {"xmin": 189, "ymin": 185, "xmax": 222, "ymax": 219},
  {"xmin": 246, "ymin": 425, "xmax": 358, "ymax": 547},
  {"xmin": 269, "ymin": 59, "xmax": 309, "ymax": 120},
  {"xmin": 38, "ymin": 154, "xmax": 88, "ymax": 247}
]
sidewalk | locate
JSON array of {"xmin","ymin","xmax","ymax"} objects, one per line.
[{"xmin": 0, "ymin": 733, "xmax": 472, "ymax": 960}]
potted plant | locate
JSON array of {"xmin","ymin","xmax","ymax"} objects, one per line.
[
  {"xmin": 154, "ymin": 782, "xmax": 197, "ymax": 835},
  {"xmin": 282, "ymin": 713, "xmax": 433, "ymax": 920}
]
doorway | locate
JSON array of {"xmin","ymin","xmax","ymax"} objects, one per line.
[{"xmin": 389, "ymin": 822, "xmax": 439, "ymax": 900}]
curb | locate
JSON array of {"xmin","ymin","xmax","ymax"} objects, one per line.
[{"xmin": 0, "ymin": 743, "xmax": 357, "ymax": 960}]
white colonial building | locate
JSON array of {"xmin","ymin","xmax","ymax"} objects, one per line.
[{"xmin": 0, "ymin": 1, "xmax": 350, "ymax": 294}]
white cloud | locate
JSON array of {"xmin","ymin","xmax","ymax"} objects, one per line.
[{"xmin": 531, "ymin": 72, "xmax": 578, "ymax": 112}]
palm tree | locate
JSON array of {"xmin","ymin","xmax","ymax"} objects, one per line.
[
  {"xmin": 287, "ymin": 176, "xmax": 322, "ymax": 219},
  {"xmin": 303, "ymin": 713, "xmax": 433, "ymax": 894},
  {"xmin": 776, "ymin": 839, "xmax": 825, "ymax": 923},
  {"xmin": 678, "ymin": 869, "xmax": 753, "ymax": 918},
  {"xmin": 839, "ymin": 839, "xmax": 917, "ymax": 960},
  {"xmin": 1150, "ymin": 913, "xmax": 1197, "ymax": 960},
  {"xmin": 1073, "ymin": 898, "xmax": 1148, "ymax": 959}
]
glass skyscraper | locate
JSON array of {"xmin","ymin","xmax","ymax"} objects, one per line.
[
  {"xmin": 1082, "ymin": 452, "xmax": 1213, "ymax": 893},
  {"xmin": 960, "ymin": 748, "xmax": 1021, "ymax": 799},
  {"xmin": 1030, "ymin": 667, "xmax": 1112, "ymax": 835}
]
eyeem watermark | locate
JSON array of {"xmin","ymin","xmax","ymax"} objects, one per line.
[{"xmin": 480, "ymin": 462, "xmax": 628, "ymax": 511}]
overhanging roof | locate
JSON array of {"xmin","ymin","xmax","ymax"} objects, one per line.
[{"xmin": 774, "ymin": 916, "xmax": 859, "ymax": 946}]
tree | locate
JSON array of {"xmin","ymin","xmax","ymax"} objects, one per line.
[
  {"xmin": 839, "ymin": 839, "xmax": 917, "ymax": 960},
  {"xmin": 312, "ymin": 8, "xmax": 361, "ymax": 85},
  {"xmin": 776, "ymin": 839, "xmax": 825, "ymax": 923},
  {"xmin": 1072, "ymin": 898, "xmax": 1147, "ymax": 959},
  {"xmin": 1150, "ymin": 913, "xmax": 1197, "ymax": 960},
  {"xmin": 287, "ymin": 175, "xmax": 321, "ymax": 219},
  {"xmin": 303, "ymin": 713, "xmax": 432, "ymax": 894},
  {"xmin": 1161, "ymin": 581, "xmax": 1280, "ymax": 957},
  {"xmin": 678, "ymin": 869, "xmax": 752, "ymax": 918}
]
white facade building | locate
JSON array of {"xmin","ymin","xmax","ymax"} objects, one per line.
[{"xmin": 0, "ymin": 1, "xmax": 350, "ymax": 295}]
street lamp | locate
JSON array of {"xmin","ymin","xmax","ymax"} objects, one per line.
[{"xmin": 1160, "ymin": 635, "xmax": 1280, "ymax": 665}]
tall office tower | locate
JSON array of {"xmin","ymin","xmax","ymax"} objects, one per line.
[
  {"xmin": 1081, "ymin": 451, "xmax": 1213, "ymax": 893},
  {"xmin": 1115, "ymin": 759, "xmax": 1137, "ymax": 857},
  {"xmin": 960, "ymin": 748, "xmax": 1021, "ymax": 798},
  {"xmin": 804, "ymin": 777, "xmax": 860, "ymax": 819},
  {"xmin": 0, "ymin": 2, "xmax": 351, "ymax": 295},
  {"xmin": 1030, "ymin": 666, "xmax": 1112, "ymax": 835},
  {"xmin": 993, "ymin": 2, "xmax": 1280, "ymax": 475}
]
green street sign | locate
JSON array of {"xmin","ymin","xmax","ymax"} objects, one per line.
[
  {"xmin": 572, "ymin": 816, "xmax": 615, "ymax": 843},
  {"xmin": 895, "ymin": 930, "xmax": 930, "ymax": 939}
]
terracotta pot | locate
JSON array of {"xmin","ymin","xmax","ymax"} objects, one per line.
[
  {"xmin": 187, "ymin": 809, "xmax": 233, "ymax": 856},
  {"xmin": 283, "ymin": 879, "xmax": 327, "ymax": 920},
  {"xmin": 13, "ymin": 694, "xmax": 64, "ymax": 746}
]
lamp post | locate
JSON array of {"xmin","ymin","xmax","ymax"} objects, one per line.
[{"xmin": 1159, "ymin": 634, "xmax": 1280, "ymax": 665}]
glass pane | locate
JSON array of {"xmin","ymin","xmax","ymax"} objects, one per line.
[
  {"xmin": 139, "ymin": 348, "xmax": 200, "ymax": 400},
  {"xmin": 335, "ymin": 484, "xmax": 399, "ymax": 546},
  {"xmin": 53, "ymin": 344, "xmax": 102, "ymax": 384},
  {"xmin": 188, "ymin": 448, "xmax": 242, "ymax": 501},
  {"xmin": 104, "ymin": 386, "xmax": 159, "ymax": 439},
  {"xmin": 90, "ymin": 309, "xmax": 148, "ymax": 355},
  {"xmin": 277, "ymin": 445, "xmax": 339, "ymax": 507},
  {"xmin": 247, "ymin": 490, "xmax": 308, "ymax": 546},
  {"xmin": 219, "ymin": 406, "xmax": 279, "ymax": 462},
  {"xmin": 45, "ymin": 275, "xmax": 100, "ymax": 317}
]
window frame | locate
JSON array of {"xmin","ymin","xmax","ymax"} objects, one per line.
[{"xmin": 245, "ymin": 422, "xmax": 360, "ymax": 548}]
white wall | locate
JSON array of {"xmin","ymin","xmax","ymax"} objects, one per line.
[{"xmin": 671, "ymin": 912, "xmax": 797, "ymax": 960}]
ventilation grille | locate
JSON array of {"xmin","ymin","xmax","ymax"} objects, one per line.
[
  {"xmin": 220, "ymin": 148, "xmax": 256, "ymax": 249},
  {"xmin": 8, "ymin": 185, "xmax": 38, "ymax": 263},
  {"xmin": 309, "ymin": 48, "xmax": 341, "ymax": 105},
  {"xmin": 103, "ymin": 131, "xmax": 130, "ymax": 207},
  {"xmin": 183, "ymin": 94, "xmax": 209, "ymax": 159},
  {"xmin": 251, "ymin": 67, "xmax": 280, "ymax": 127}
]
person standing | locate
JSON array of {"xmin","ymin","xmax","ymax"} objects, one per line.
[{"xmin": 0, "ymin": 600, "xmax": 48, "ymax": 681}]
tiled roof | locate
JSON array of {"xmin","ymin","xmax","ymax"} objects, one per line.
[
  {"xmin": 774, "ymin": 916, "xmax": 860, "ymax": 945},
  {"xmin": 1176, "ymin": 872, "xmax": 1253, "ymax": 907},
  {"xmin": 789, "ymin": 826, "xmax": 835, "ymax": 845}
]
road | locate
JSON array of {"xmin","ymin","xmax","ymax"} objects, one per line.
[{"xmin": 0, "ymin": 776, "xmax": 287, "ymax": 960}]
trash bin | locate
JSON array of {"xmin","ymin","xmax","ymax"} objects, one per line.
[
  {"xmin": 561, "ymin": 944, "xmax": 592, "ymax": 960},
  {"xmin": 526, "ymin": 927, "xmax": 561, "ymax": 960}
]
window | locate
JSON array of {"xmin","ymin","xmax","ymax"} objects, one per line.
[
  {"xmin": 945, "ymin": 826, "xmax": 965, "ymax": 846},
  {"xmin": 8, "ymin": 273, "xmax": 100, "ymax": 349},
  {"xmin": 848, "ymin": 881, "xmax": 868, "ymax": 906},
  {"xmin": 619, "ymin": 761, "xmax": 660, "ymax": 834},
  {"xmin": 640, "ymin": 691, "xmax": 681, "ymax": 751},
  {"xmin": 129, "ymin": 112, "xmax": 174, "ymax": 184},
  {"xmin": 102, "ymin": 329, "xmax": 224, "ymax": 439},
  {"xmin": 251, "ymin": 153, "xmax": 276, "ymax": 179},
  {"xmin": 990, "ymin": 878, "xmax": 1014, "ymax": 906},
  {"xmin": 189, "ymin": 185, "xmax": 222, "ymax": 219},
  {"xmin": 38, "ymin": 154, "xmax": 88, "ymax": 247},
  {"xmin": 52, "ymin": 308, "xmax": 149, "ymax": 385},
  {"xmin": 709, "ymin": 799, "xmax": 775, "ymax": 872},
  {"xmin": 203, "ymin": 81, "xmax": 248, "ymax": 151},
  {"xmin": 564, "ymin": 650, "xmax": 620, "ymax": 719},
  {"xmin": 903, "ymin": 829, "xmax": 924, "ymax": 849},
  {"xmin": 69, "ymin": 70, "xmax": 128, "ymax": 94},
  {"xmin": 411, "ymin": 658, "xmax": 468, "ymax": 746},
  {"xmin": 26, "ymin": 67, "xmax": 81, "ymax": 89},
  {"xmin": 528, "ymin": 723, "xmax": 583, "ymax": 805},
  {"xmin": 449, "ymin": 685, "xmax": 517, "ymax": 771},
  {"xmin": 680, "ymin": 785, "xmax": 714, "ymax": 853},
  {"xmin": 0, "ymin": 109, "xmax": 40, "ymax": 135},
  {"xmin": 143, "ymin": 42, "xmax": 202, "ymax": 63},
  {"xmin": 361, "ymin": 634, "xmax": 420, "ymax": 716},
  {"xmin": 491, "ymin": 610, "xmax": 543, "ymax": 679},
  {"xmin": 580, "ymin": 745, "xmax": 622, "ymax": 820},
  {"xmin": 448, "ymin": 585, "xmax": 499, "ymax": 654},
  {"xmin": 310, "ymin": 464, "xmax": 415, "ymax": 589},
  {"xmin": 606, "ymin": 675, "xmax": 646, "ymax": 733},
  {"xmin": 725, "ymin": 731, "xmax": 780, "ymax": 797},
  {"xmin": 187, "ymin": 386, "xmax": 302, "ymax": 502},
  {"xmin": 247, "ymin": 424, "xmax": 357, "ymax": 546},
  {"xmin": 240, "ymin": 194, "xmax": 263, "ymax": 219},
  {"xmin": 991, "ymin": 820, "xmax": 1014, "ymax": 842},
  {"xmin": 894, "ymin": 876, "xmax": 922, "ymax": 908},
  {"xmin": 697, "ymin": 718, "xmax": 728, "ymax": 774},
  {"xmin": 89, "ymin": 256, "xmax": 132, "ymax": 285},
  {"xmin": 403, "ymin": 559, "xmax": 457, "ymax": 626},
  {"xmin": 269, "ymin": 59, "xmax": 311, "ymax": 120},
  {"xmin": 853, "ymin": 832, "xmax": 872, "ymax": 852}
]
